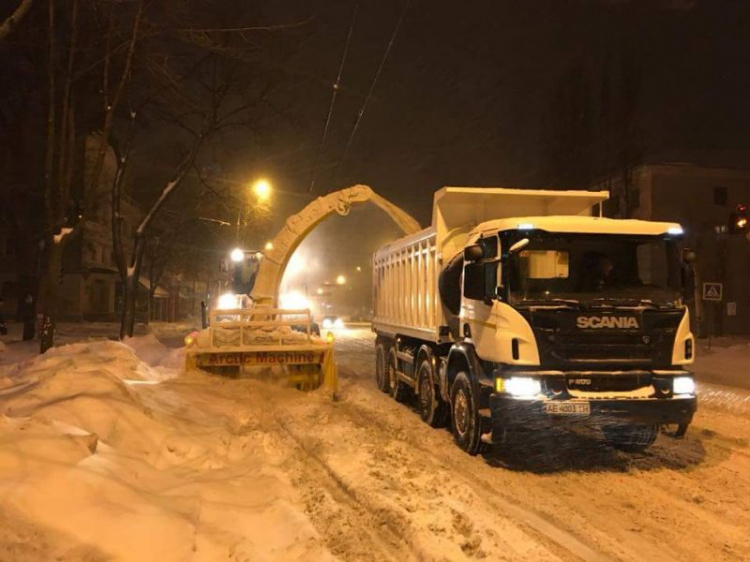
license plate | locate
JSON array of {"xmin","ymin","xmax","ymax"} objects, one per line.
[{"xmin": 544, "ymin": 402, "xmax": 591, "ymax": 416}]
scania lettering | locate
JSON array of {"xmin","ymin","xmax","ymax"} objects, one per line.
[
  {"xmin": 372, "ymin": 187, "xmax": 697, "ymax": 455},
  {"xmin": 576, "ymin": 316, "xmax": 640, "ymax": 329}
]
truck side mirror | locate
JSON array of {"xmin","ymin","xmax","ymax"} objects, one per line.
[{"xmin": 464, "ymin": 244, "xmax": 484, "ymax": 262}]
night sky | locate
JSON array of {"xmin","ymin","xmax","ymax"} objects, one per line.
[{"xmin": 248, "ymin": 0, "xmax": 750, "ymax": 226}]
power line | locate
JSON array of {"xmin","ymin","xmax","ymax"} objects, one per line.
[
  {"xmin": 309, "ymin": 3, "xmax": 359, "ymax": 195},
  {"xmin": 331, "ymin": 0, "xmax": 412, "ymax": 189}
]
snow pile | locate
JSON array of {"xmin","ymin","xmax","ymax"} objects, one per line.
[
  {"xmin": 198, "ymin": 323, "xmax": 321, "ymax": 348},
  {"xmin": 0, "ymin": 339, "xmax": 333, "ymax": 561}
]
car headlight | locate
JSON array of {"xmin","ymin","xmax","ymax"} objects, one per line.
[
  {"xmin": 322, "ymin": 319, "xmax": 332, "ymax": 329},
  {"xmin": 504, "ymin": 377, "xmax": 542, "ymax": 398},
  {"xmin": 673, "ymin": 376, "xmax": 695, "ymax": 395},
  {"xmin": 334, "ymin": 318, "xmax": 344, "ymax": 329},
  {"xmin": 217, "ymin": 293, "xmax": 239, "ymax": 310}
]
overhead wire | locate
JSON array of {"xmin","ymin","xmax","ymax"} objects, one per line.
[
  {"xmin": 309, "ymin": 3, "xmax": 360, "ymax": 194},
  {"xmin": 330, "ymin": 0, "xmax": 412, "ymax": 190}
]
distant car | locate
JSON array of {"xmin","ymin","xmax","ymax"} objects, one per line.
[{"xmin": 321, "ymin": 316, "xmax": 344, "ymax": 330}]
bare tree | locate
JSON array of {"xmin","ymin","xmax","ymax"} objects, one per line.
[{"xmin": 38, "ymin": 0, "xmax": 145, "ymax": 353}]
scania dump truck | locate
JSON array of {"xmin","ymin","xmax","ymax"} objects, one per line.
[{"xmin": 372, "ymin": 187, "xmax": 697, "ymax": 455}]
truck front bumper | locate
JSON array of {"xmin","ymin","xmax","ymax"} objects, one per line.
[{"xmin": 489, "ymin": 394, "xmax": 697, "ymax": 431}]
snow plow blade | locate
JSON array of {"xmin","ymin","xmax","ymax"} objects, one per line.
[{"xmin": 185, "ymin": 308, "xmax": 338, "ymax": 396}]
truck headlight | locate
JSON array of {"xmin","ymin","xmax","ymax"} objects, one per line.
[
  {"xmin": 673, "ymin": 376, "xmax": 695, "ymax": 396},
  {"xmin": 504, "ymin": 377, "xmax": 542, "ymax": 398}
]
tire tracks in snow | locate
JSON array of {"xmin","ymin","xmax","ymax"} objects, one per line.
[
  {"xmin": 328, "ymin": 382, "xmax": 618, "ymax": 562},
  {"xmin": 273, "ymin": 413, "xmax": 428, "ymax": 562}
]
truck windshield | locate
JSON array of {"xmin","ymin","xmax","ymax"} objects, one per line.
[{"xmin": 506, "ymin": 233, "xmax": 683, "ymax": 308}]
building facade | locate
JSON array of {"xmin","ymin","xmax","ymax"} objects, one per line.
[{"xmin": 597, "ymin": 162, "xmax": 750, "ymax": 335}]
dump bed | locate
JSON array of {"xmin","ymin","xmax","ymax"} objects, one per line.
[{"xmin": 372, "ymin": 187, "xmax": 609, "ymax": 342}]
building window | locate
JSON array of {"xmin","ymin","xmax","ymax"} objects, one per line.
[{"xmin": 714, "ymin": 187, "xmax": 728, "ymax": 206}]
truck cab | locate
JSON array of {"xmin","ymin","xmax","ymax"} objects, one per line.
[{"xmin": 453, "ymin": 216, "xmax": 696, "ymax": 453}]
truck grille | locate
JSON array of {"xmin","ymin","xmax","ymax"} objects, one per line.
[
  {"xmin": 524, "ymin": 309, "xmax": 682, "ymax": 369},
  {"xmin": 552, "ymin": 333, "xmax": 652, "ymax": 362},
  {"xmin": 565, "ymin": 373, "xmax": 651, "ymax": 392}
]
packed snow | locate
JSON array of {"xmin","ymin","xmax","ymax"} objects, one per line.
[{"xmin": 0, "ymin": 326, "xmax": 749, "ymax": 561}]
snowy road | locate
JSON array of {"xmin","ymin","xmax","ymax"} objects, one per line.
[
  {"xmin": 314, "ymin": 328, "xmax": 750, "ymax": 561},
  {"xmin": 1, "ymin": 327, "xmax": 749, "ymax": 561}
]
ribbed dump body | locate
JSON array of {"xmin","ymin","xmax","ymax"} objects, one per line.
[{"xmin": 372, "ymin": 227, "xmax": 444, "ymax": 342}]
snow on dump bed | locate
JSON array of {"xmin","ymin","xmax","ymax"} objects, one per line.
[{"xmin": 0, "ymin": 339, "xmax": 333, "ymax": 562}]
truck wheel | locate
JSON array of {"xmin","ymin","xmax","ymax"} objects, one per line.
[
  {"xmin": 417, "ymin": 359, "xmax": 448, "ymax": 427},
  {"xmin": 388, "ymin": 348, "xmax": 408, "ymax": 402},
  {"xmin": 602, "ymin": 424, "xmax": 658, "ymax": 452},
  {"xmin": 375, "ymin": 343, "xmax": 389, "ymax": 393},
  {"xmin": 450, "ymin": 372, "xmax": 483, "ymax": 455}
]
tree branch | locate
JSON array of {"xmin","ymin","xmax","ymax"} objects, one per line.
[{"xmin": 0, "ymin": 0, "xmax": 34, "ymax": 41}]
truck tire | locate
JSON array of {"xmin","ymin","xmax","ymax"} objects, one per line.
[
  {"xmin": 602, "ymin": 424, "xmax": 658, "ymax": 452},
  {"xmin": 388, "ymin": 348, "xmax": 409, "ymax": 402},
  {"xmin": 416, "ymin": 359, "xmax": 448, "ymax": 427},
  {"xmin": 375, "ymin": 343, "xmax": 389, "ymax": 393},
  {"xmin": 450, "ymin": 372, "xmax": 483, "ymax": 455}
]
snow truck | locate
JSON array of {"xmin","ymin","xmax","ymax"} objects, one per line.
[
  {"xmin": 372, "ymin": 187, "xmax": 697, "ymax": 454},
  {"xmin": 185, "ymin": 248, "xmax": 337, "ymax": 394}
]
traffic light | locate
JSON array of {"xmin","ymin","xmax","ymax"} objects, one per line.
[{"xmin": 728, "ymin": 203, "xmax": 748, "ymax": 233}]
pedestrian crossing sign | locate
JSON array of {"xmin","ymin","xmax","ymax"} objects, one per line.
[{"xmin": 703, "ymin": 282, "xmax": 723, "ymax": 301}]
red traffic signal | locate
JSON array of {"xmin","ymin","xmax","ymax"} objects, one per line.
[{"xmin": 729, "ymin": 203, "xmax": 748, "ymax": 233}]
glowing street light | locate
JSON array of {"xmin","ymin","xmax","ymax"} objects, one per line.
[
  {"xmin": 264, "ymin": 241, "xmax": 274, "ymax": 251},
  {"xmin": 317, "ymin": 288, "xmax": 324, "ymax": 295},
  {"xmin": 356, "ymin": 266, "xmax": 362, "ymax": 272},
  {"xmin": 252, "ymin": 178, "xmax": 272, "ymax": 201},
  {"xmin": 336, "ymin": 275, "xmax": 347, "ymax": 285}
]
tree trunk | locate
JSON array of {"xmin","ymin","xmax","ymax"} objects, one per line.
[
  {"xmin": 39, "ymin": 240, "xmax": 63, "ymax": 353},
  {"xmin": 120, "ymin": 234, "xmax": 147, "ymax": 339}
]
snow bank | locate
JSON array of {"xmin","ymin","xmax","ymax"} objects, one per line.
[
  {"xmin": 694, "ymin": 341, "xmax": 750, "ymax": 390},
  {"xmin": 0, "ymin": 339, "xmax": 332, "ymax": 561}
]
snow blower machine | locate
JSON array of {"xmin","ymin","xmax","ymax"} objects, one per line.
[{"xmin": 184, "ymin": 247, "xmax": 338, "ymax": 396}]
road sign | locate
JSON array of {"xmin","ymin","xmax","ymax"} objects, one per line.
[{"xmin": 703, "ymin": 282, "xmax": 723, "ymax": 301}]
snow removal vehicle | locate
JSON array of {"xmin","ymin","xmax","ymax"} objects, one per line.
[
  {"xmin": 185, "ymin": 185, "xmax": 423, "ymax": 396},
  {"xmin": 184, "ymin": 248, "xmax": 338, "ymax": 393},
  {"xmin": 372, "ymin": 187, "xmax": 697, "ymax": 454}
]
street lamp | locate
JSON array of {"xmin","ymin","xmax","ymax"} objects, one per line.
[
  {"xmin": 230, "ymin": 248, "xmax": 245, "ymax": 262},
  {"xmin": 252, "ymin": 179, "xmax": 272, "ymax": 201},
  {"xmin": 264, "ymin": 241, "xmax": 274, "ymax": 251},
  {"xmin": 336, "ymin": 275, "xmax": 347, "ymax": 285}
]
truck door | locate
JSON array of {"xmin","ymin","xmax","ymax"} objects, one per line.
[{"xmin": 461, "ymin": 236, "xmax": 499, "ymax": 352}]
